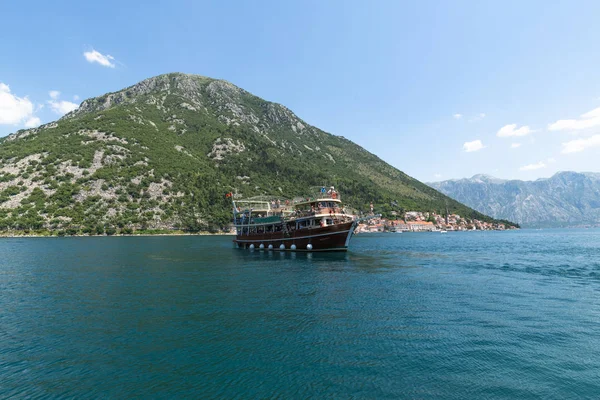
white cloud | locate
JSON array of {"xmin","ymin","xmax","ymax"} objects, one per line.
[
  {"xmin": 497, "ymin": 124, "xmax": 533, "ymax": 137},
  {"xmin": 49, "ymin": 90, "xmax": 60, "ymax": 99},
  {"xmin": 520, "ymin": 161, "xmax": 546, "ymax": 171},
  {"xmin": 463, "ymin": 139, "xmax": 485, "ymax": 152},
  {"xmin": 510, "ymin": 143, "xmax": 521, "ymax": 148},
  {"xmin": 468, "ymin": 113, "xmax": 486, "ymax": 122},
  {"xmin": 547, "ymin": 157, "xmax": 556, "ymax": 164},
  {"xmin": 0, "ymin": 82, "xmax": 35, "ymax": 125},
  {"xmin": 0, "ymin": 82, "xmax": 37, "ymax": 126},
  {"xmin": 561, "ymin": 134, "xmax": 600, "ymax": 154},
  {"xmin": 453, "ymin": 113, "xmax": 462, "ymax": 119},
  {"xmin": 434, "ymin": 173, "xmax": 442, "ymax": 179},
  {"xmin": 582, "ymin": 108, "xmax": 600, "ymax": 119},
  {"xmin": 48, "ymin": 100, "xmax": 78, "ymax": 115},
  {"xmin": 548, "ymin": 106, "xmax": 600, "ymax": 131},
  {"xmin": 83, "ymin": 49, "xmax": 116, "ymax": 68},
  {"xmin": 73, "ymin": 95, "xmax": 79, "ymax": 101},
  {"xmin": 24, "ymin": 116, "xmax": 41, "ymax": 128}
]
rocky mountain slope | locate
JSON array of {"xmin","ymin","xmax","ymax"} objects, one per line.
[
  {"xmin": 0, "ymin": 73, "xmax": 514, "ymax": 234},
  {"xmin": 429, "ymin": 172, "xmax": 600, "ymax": 228}
]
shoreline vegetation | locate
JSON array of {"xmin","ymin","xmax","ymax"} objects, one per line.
[
  {"xmin": 0, "ymin": 210, "xmax": 519, "ymax": 238},
  {"xmin": 0, "ymin": 229, "xmax": 235, "ymax": 238}
]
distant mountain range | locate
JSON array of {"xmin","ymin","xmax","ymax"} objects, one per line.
[{"xmin": 429, "ymin": 172, "xmax": 600, "ymax": 228}]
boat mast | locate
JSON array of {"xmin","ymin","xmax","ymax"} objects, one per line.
[{"xmin": 445, "ymin": 200, "xmax": 449, "ymax": 225}]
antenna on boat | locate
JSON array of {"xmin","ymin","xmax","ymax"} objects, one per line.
[
  {"xmin": 230, "ymin": 188, "xmax": 241, "ymax": 216},
  {"xmin": 445, "ymin": 200, "xmax": 449, "ymax": 225}
]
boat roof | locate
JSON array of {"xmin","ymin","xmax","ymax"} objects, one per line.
[
  {"xmin": 234, "ymin": 195, "xmax": 290, "ymax": 204},
  {"xmin": 233, "ymin": 186, "xmax": 342, "ymax": 209},
  {"xmin": 293, "ymin": 196, "xmax": 342, "ymax": 207}
]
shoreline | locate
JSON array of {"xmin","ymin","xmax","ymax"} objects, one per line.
[{"xmin": 0, "ymin": 231, "xmax": 236, "ymax": 238}]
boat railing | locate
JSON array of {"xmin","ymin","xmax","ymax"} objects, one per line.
[
  {"xmin": 292, "ymin": 192, "xmax": 341, "ymax": 204},
  {"xmin": 252, "ymin": 215, "xmax": 282, "ymax": 224},
  {"xmin": 233, "ymin": 189, "xmax": 344, "ymax": 218},
  {"xmin": 233, "ymin": 198, "xmax": 295, "ymax": 216},
  {"xmin": 288, "ymin": 206, "xmax": 351, "ymax": 220}
]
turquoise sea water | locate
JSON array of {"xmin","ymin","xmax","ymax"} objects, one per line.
[{"xmin": 1, "ymin": 230, "xmax": 600, "ymax": 398}]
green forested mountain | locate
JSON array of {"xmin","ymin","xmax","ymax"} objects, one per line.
[{"xmin": 0, "ymin": 73, "xmax": 515, "ymax": 234}]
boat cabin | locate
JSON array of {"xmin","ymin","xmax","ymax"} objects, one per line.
[{"xmin": 232, "ymin": 187, "xmax": 353, "ymax": 236}]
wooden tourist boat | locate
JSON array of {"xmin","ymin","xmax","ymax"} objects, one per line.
[{"xmin": 232, "ymin": 187, "xmax": 357, "ymax": 252}]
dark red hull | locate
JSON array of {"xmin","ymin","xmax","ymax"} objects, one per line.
[{"xmin": 234, "ymin": 221, "xmax": 356, "ymax": 251}]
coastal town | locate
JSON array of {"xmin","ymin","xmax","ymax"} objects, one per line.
[{"xmin": 355, "ymin": 211, "xmax": 514, "ymax": 233}]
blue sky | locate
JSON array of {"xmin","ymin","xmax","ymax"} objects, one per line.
[{"xmin": 2, "ymin": 0, "xmax": 600, "ymax": 182}]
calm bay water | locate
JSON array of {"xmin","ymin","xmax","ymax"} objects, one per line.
[{"xmin": 1, "ymin": 230, "xmax": 600, "ymax": 398}]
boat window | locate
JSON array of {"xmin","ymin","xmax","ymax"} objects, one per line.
[
  {"xmin": 274, "ymin": 225, "xmax": 282, "ymax": 232},
  {"xmin": 326, "ymin": 219, "xmax": 334, "ymax": 225},
  {"xmin": 266, "ymin": 225, "xmax": 273, "ymax": 233},
  {"xmin": 257, "ymin": 226, "xmax": 264, "ymax": 234}
]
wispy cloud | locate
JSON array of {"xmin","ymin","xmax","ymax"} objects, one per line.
[
  {"xmin": 520, "ymin": 161, "xmax": 546, "ymax": 171},
  {"xmin": 463, "ymin": 139, "xmax": 485, "ymax": 152},
  {"xmin": 46, "ymin": 90, "xmax": 79, "ymax": 116},
  {"xmin": 561, "ymin": 134, "xmax": 600, "ymax": 154},
  {"xmin": 453, "ymin": 113, "xmax": 462, "ymax": 119},
  {"xmin": 48, "ymin": 100, "xmax": 78, "ymax": 115},
  {"xmin": 497, "ymin": 124, "xmax": 533, "ymax": 137},
  {"xmin": 83, "ymin": 49, "xmax": 116, "ymax": 68},
  {"xmin": 0, "ymin": 82, "xmax": 35, "ymax": 125},
  {"xmin": 24, "ymin": 116, "xmax": 41, "ymax": 128},
  {"xmin": 73, "ymin": 95, "xmax": 80, "ymax": 101},
  {"xmin": 510, "ymin": 143, "xmax": 522, "ymax": 148},
  {"xmin": 468, "ymin": 113, "xmax": 486, "ymax": 122},
  {"xmin": 434, "ymin": 173, "xmax": 442, "ymax": 179},
  {"xmin": 549, "ymin": 107, "xmax": 600, "ymax": 131}
]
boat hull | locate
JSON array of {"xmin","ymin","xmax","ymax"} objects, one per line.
[{"xmin": 234, "ymin": 221, "xmax": 356, "ymax": 251}]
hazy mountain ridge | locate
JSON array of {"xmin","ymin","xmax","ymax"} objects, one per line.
[
  {"xmin": 429, "ymin": 172, "xmax": 600, "ymax": 228},
  {"xmin": 0, "ymin": 73, "xmax": 513, "ymax": 234}
]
